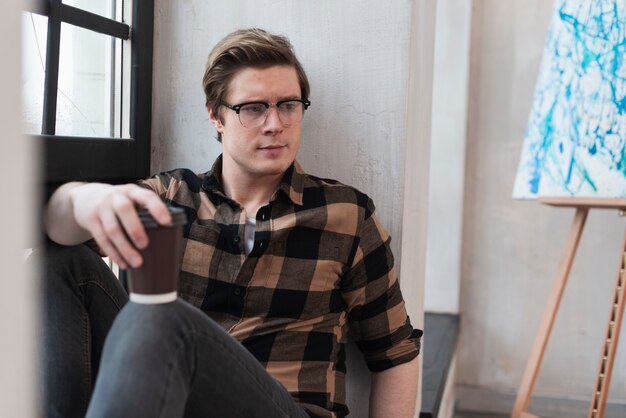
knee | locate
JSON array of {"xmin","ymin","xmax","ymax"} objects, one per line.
[
  {"xmin": 40, "ymin": 238, "xmax": 106, "ymax": 266},
  {"xmin": 109, "ymin": 300, "xmax": 216, "ymax": 352},
  {"xmin": 34, "ymin": 241, "xmax": 103, "ymax": 267},
  {"xmin": 32, "ymin": 241, "xmax": 112, "ymax": 289},
  {"xmin": 113, "ymin": 300, "xmax": 203, "ymax": 336},
  {"xmin": 104, "ymin": 301, "xmax": 203, "ymax": 369}
]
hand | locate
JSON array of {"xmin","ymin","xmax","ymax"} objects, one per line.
[{"xmin": 69, "ymin": 183, "xmax": 171, "ymax": 269}]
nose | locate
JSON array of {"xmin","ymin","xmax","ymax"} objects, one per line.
[{"xmin": 262, "ymin": 106, "xmax": 284, "ymax": 133}]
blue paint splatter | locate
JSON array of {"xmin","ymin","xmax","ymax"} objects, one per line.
[{"xmin": 514, "ymin": 0, "xmax": 626, "ymax": 198}]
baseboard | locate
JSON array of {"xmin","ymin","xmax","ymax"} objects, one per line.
[{"xmin": 456, "ymin": 384, "xmax": 626, "ymax": 418}]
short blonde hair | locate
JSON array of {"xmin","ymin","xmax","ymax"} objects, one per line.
[{"xmin": 202, "ymin": 28, "xmax": 310, "ymax": 141}]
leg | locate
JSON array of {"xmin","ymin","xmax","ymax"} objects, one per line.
[
  {"xmin": 587, "ymin": 229, "xmax": 626, "ymax": 418},
  {"xmin": 32, "ymin": 242, "xmax": 129, "ymax": 418},
  {"xmin": 86, "ymin": 299, "xmax": 308, "ymax": 418},
  {"xmin": 512, "ymin": 208, "xmax": 587, "ymax": 418}
]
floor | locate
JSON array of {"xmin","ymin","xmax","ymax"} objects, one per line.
[{"xmin": 454, "ymin": 413, "xmax": 508, "ymax": 418}]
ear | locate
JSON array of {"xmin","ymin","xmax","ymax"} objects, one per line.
[{"xmin": 208, "ymin": 106, "xmax": 224, "ymax": 132}]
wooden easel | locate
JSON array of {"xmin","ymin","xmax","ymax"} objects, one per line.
[{"xmin": 511, "ymin": 197, "xmax": 626, "ymax": 418}]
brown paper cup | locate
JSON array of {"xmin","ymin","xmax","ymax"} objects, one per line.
[{"xmin": 127, "ymin": 207, "xmax": 187, "ymax": 304}]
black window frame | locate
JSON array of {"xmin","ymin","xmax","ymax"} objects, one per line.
[{"xmin": 25, "ymin": 0, "xmax": 154, "ymax": 185}]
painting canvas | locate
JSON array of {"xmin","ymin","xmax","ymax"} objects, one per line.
[{"xmin": 513, "ymin": 0, "xmax": 626, "ymax": 199}]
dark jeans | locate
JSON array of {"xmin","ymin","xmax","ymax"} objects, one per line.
[{"xmin": 35, "ymin": 243, "xmax": 309, "ymax": 418}]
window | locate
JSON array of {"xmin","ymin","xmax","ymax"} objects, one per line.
[{"xmin": 23, "ymin": 0, "xmax": 154, "ymax": 185}]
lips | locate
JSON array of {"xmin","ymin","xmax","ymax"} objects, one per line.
[{"xmin": 259, "ymin": 144, "xmax": 286, "ymax": 150}]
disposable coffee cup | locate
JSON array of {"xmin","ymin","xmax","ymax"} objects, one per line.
[{"xmin": 127, "ymin": 206, "xmax": 187, "ymax": 304}]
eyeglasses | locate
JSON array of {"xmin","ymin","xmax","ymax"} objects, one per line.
[{"xmin": 221, "ymin": 99, "xmax": 311, "ymax": 128}]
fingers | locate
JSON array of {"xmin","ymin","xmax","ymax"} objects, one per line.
[
  {"xmin": 72, "ymin": 183, "xmax": 171, "ymax": 268},
  {"xmin": 104, "ymin": 199, "xmax": 144, "ymax": 268},
  {"xmin": 104, "ymin": 185, "xmax": 166, "ymax": 268},
  {"xmin": 90, "ymin": 218, "xmax": 132, "ymax": 270},
  {"xmin": 126, "ymin": 186, "xmax": 172, "ymax": 226},
  {"xmin": 112, "ymin": 192, "xmax": 148, "ymax": 250},
  {"xmin": 99, "ymin": 185, "xmax": 170, "ymax": 268}
]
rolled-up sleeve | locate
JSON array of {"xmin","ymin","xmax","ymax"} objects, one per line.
[{"xmin": 340, "ymin": 197, "xmax": 422, "ymax": 372}]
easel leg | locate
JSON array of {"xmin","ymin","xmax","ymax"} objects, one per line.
[
  {"xmin": 511, "ymin": 208, "xmax": 588, "ymax": 418},
  {"xmin": 587, "ymin": 228, "xmax": 626, "ymax": 418}
]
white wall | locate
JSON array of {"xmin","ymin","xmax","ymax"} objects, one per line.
[
  {"xmin": 1, "ymin": 1, "xmax": 37, "ymax": 417},
  {"xmin": 424, "ymin": 0, "xmax": 472, "ymax": 314},
  {"xmin": 458, "ymin": 0, "xmax": 626, "ymax": 413},
  {"xmin": 151, "ymin": 1, "xmax": 433, "ymax": 416},
  {"xmin": 400, "ymin": 1, "xmax": 437, "ymax": 415}
]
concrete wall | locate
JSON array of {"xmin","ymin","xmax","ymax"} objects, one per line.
[
  {"xmin": 424, "ymin": 0, "xmax": 471, "ymax": 314},
  {"xmin": 458, "ymin": 0, "xmax": 626, "ymax": 414},
  {"xmin": 1, "ymin": 1, "xmax": 37, "ymax": 417},
  {"xmin": 151, "ymin": 1, "xmax": 433, "ymax": 416}
]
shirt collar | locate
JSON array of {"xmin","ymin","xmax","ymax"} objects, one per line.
[
  {"xmin": 202, "ymin": 155, "xmax": 305, "ymax": 206},
  {"xmin": 277, "ymin": 160, "xmax": 305, "ymax": 206}
]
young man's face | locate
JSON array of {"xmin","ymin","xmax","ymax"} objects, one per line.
[{"xmin": 209, "ymin": 65, "xmax": 303, "ymax": 182}]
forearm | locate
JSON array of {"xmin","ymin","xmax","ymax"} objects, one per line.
[
  {"xmin": 369, "ymin": 357, "xmax": 420, "ymax": 418},
  {"xmin": 44, "ymin": 182, "xmax": 91, "ymax": 245}
]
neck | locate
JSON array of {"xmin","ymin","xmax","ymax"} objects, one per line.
[{"xmin": 221, "ymin": 167, "xmax": 284, "ymax": 218}]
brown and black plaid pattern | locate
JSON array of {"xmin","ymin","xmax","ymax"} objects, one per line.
[{"xmin": 139, "ymin": 156, "xmax": 422, "ymax": 418}]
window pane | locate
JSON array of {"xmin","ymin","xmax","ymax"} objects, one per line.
[
  {"xmin": 62, "ymin": 0, "xmax": 120, "ymax": 21},
  {"xmin": 56, "ymin": 23, "xmax": 123, "ymax": 138},
  {"xmin": 21, "ymin": 12, "xmax": 47, "ymax": 135}
]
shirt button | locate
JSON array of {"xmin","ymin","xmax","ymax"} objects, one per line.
[
  {"xmin": 233, "ymin": 288, "xmax": 242, "ymax": 296},
  {"xmin": 233, "ymin": 236, "xmax": 240, "ymax": 243},
  {"xmin": 259, "ymin": 241, "xmax": 265, "ymax": 249}
]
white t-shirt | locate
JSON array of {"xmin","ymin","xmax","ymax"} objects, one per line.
[{"xmin": 244, "ymin": 217, "xmax": 256, "ymax": 255}]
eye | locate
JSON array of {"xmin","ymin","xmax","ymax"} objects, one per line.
[
  {"xmin": 279, "ymin": 101, "xmax": 300, "ymax": 112},
  {"xmin": 240, "ymin": 103, "xmax": 266, "ymax": 114}
]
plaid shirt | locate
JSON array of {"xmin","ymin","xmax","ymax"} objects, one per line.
[{"xmin": 139, "ymin": 156, "xmax": 422, "ymax": 418}]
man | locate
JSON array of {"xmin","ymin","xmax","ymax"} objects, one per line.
[{"xmin": 41, "ymin": 28, "xmax": 422, "ymax": 418}]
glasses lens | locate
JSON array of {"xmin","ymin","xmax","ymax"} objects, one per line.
[
  {"xmin": 238, "ymin": 103, "xmax": 268, "ymax": 127},
  {"xmin": 277, "ymin": 101, "xmax": 304, "ymax": 126},
  {"xmin": 235, "ymin": 101, "xmax": 306, "ymax": 128}
]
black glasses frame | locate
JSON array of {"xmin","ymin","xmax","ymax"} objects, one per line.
[{"xmin": 221, "ymin": 99, "xmax": 311, "ymax": 114}]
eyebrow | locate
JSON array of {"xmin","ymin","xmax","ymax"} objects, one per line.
[{"xmin": 234, "ymin": 95, "xmax": 302, "ymax": 104}]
